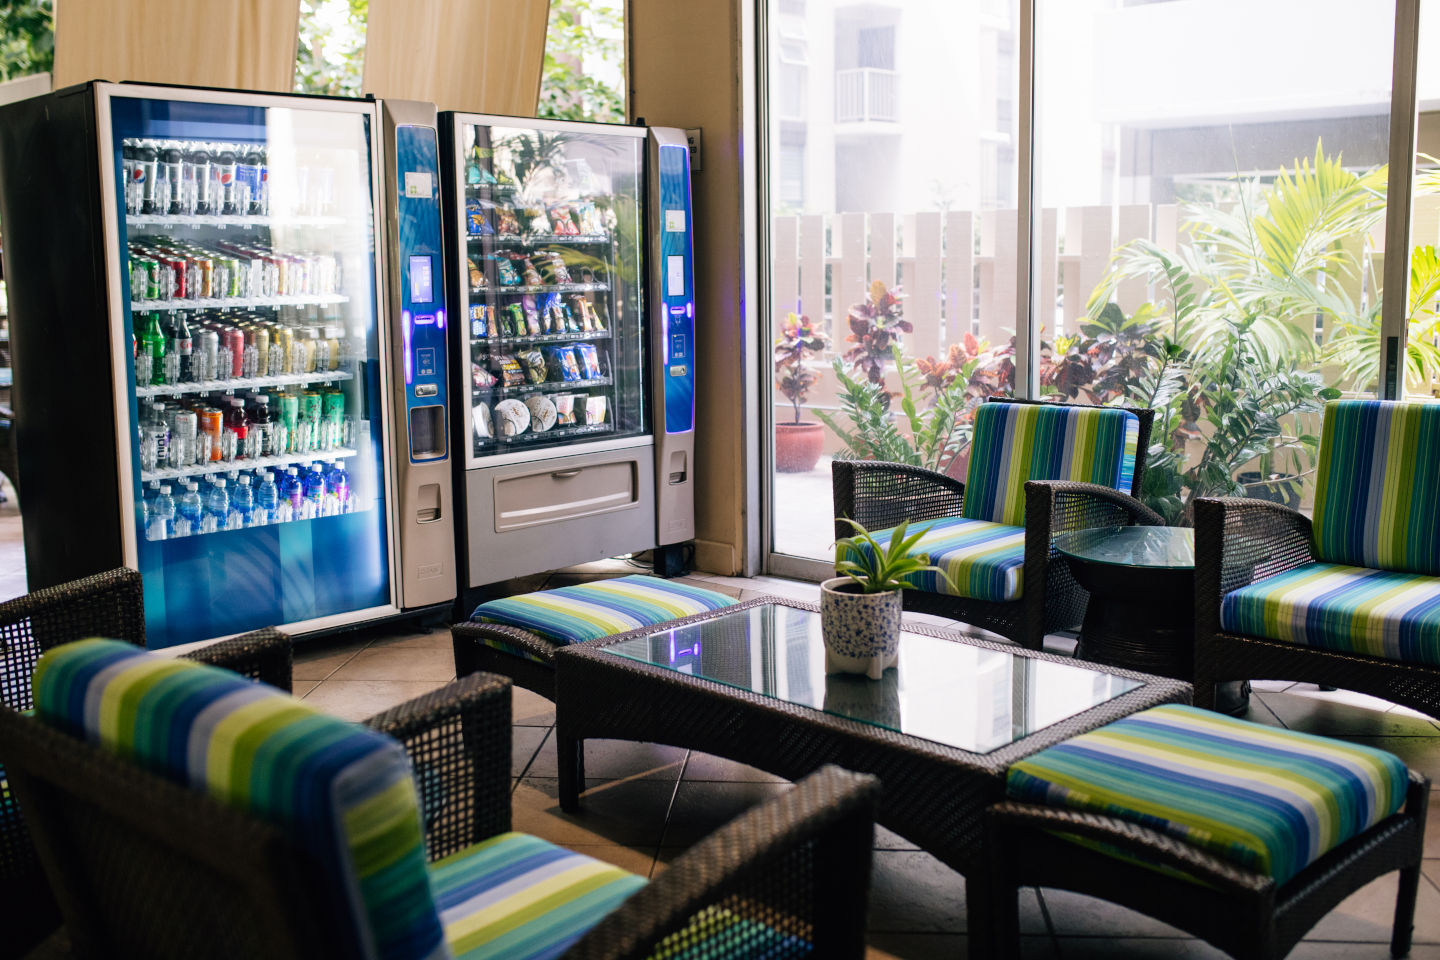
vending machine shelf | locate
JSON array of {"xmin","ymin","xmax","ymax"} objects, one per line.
[
  {"xmin": 478, "ymin": 422, "xmax": 614, "ymax": 449},
  {"xmin": 131, "ymin": 293, "xmax": 350, "ymax": 312},
  {"xmin": 469, "ymin": 233, "xmax": 611, "ymax": 247},
  {"xmin": 472, "ymin": 330, "xmax": 612, "ymax": 349},
  {"xmin": 476, "ymin": 282, "xmax": 609, "ymax": 296},
  {"xmin": 477, "ymin": 376, "xmax": 612, "ymax": 398},
  {"xmin": 127, "ymin": 214, "xmax": 350, "ymax": 229},
  {"xmin": 136, "ymin": 368, "xmax": 356, "ymax": 398},
  {"xmin": 141, "ymin": 445, "xmax": 360, "ymax": 483}
]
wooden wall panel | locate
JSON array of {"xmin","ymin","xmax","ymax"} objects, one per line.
[
  {"xmin": 55, "ymin": 0, "xmax": 300, "ymax": 91},
  {"xmin": 363, "ymin": 0, "xmax": 550, "ymax": 114}
]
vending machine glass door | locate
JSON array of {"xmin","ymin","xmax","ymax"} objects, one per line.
[{"xmin": 108, "ymin": 92, "xmax": 392, "ymax": 647}]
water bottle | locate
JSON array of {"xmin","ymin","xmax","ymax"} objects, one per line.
[
  {"xmin": 230, "ymin": 474, "xmax": 254, "ymax": 528},
  {"xmin": 176, "ymin": 482, "xmax": 203, "ymax": 538},
  {"xmin": 302, "ymin": 462, "xmax": 326, "ymax": 519},
  {"xmin": 206, "ymin": 478, "xmax": 230, "ymax": 533},
  {"xmin": 325, "ymin": 460, "xmax": 350, "ymax": 515},
  {"xmin": 146, "ymin": 484, "xmax": 175, "ymax": 541},
  {"xmin": 278, "ymin": 466, "xmax": 302, "ymax": 523},
  {"xmin": 255, "ymin": 470, "xmax": 279, "ymax": 526}
]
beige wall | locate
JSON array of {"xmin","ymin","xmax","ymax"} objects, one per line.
[
  {"xmin": 630, "ymin": 0, "xmax": 753, "ymax": 576},
  {"xmin": 363, "ymin": 0, "xmax": 550, "ymax": 114},
  {"xmin": 54, "ymin": 0, "xmax": 300, "ymax": 91}
]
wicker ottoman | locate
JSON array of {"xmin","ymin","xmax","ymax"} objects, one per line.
[
  {"xmin": 985, "ymin": 704, "xmax": 1429, "ymax": 960},
  {"xmin": 450, "ymin": 575, "xmax": 739, "ymax": 700}
]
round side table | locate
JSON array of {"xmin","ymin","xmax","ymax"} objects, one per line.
[{"xmin": 1055, "ymin": 524, "xmax": 1249, "ymax": 715}]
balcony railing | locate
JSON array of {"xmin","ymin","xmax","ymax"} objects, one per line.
[{"xmin": 834, "ymin": 68, "xmax": 898, "ymax": 123}]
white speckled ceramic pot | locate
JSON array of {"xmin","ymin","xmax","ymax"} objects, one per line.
[{"xmin": 819, "ymin": 577, "xmax": 902, "ymax": 680}]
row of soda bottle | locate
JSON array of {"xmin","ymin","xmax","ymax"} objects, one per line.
[
  {"xmin": 122, "ymin": 138, "xmax": 341, "ymax": 219},
  {"xmin": 128, "ymin": 237, "xmax": 341, "ymax": 303},
  {"xmin": 139, "ymin": 387, "xmax": 351, "ymax": 473},
  {"xmin": 141, "ymin": 462, "xmax": 353, "ymax": 541},
  {"xmin": 135, "ymin": 310, "xmax": 353, "ymax": 387}
]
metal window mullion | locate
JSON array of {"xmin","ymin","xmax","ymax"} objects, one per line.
[
  {"xmin": 1014, "ymin": 0, "xmax": 1037, "ymax": 399},
  {"xmin": 1381, "ymin": 0, "xmax": 1422, "ymax": 400}
]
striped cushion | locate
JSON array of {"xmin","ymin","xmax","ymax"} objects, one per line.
[
  {"xmin": 1006, "ymin": 704, "xmax": 1409, "ymax": 885},
  {"xmin": 1312, "ymin": 400, "xmax": 1440, "ymax": 576},
  {"xmin": 32, "ymin": 639, "xmax": 444, "ymax": 960},
  {"xmin": 963, "ymin": 402, "xmax": 1140, "ymax": 527},
  {"xmin": 841, "ymin": 516, "xmax": 1026, "ymax": 602},
  {"xmin": 432, "ymin": 832, "xmax": 646, "ymax": 959},
  {"xmin": 472, "ymin": 575, "xmax": 738, "ymax": 645},
  {"xmin": 1220, "ymin": 562, "xmax": 1440, "ymax": 665}
]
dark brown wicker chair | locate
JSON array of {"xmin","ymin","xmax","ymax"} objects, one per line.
[
  {"xmin": 1194, "ymin": 496, "xmax": 1440, "ymax": 717},
  {"xmin": 5, "ymin": 641, "xmax": 881, "ymax": 959},
  {"xmin": 986, "ymin": 771, "xmax": 1430, "ymax": 960},
  {"xmin": 833, "ymin": 396, "xmax": 1160, "ymax": 649}
]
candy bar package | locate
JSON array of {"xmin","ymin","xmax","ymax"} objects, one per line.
[
  {"xmin": 525, "ymin": 395, "xmax": 558, "ymax": 432},
  {"xmin": 519, "ymin": 257, "xmax": 544, "ymax": 287},
  {"xmin": 468, "ymin": 257, "xmax": 487, "ymax": 290},
  {"xmin": 471, "ymin": 361, "xmax": 497, "ymax": 389},
  {"xmin": 552, "ymin": 393, "xmax": 577, "ymax": 425},
  {"xmin": 465, "ymin": 197, "xmax": 493, "ymax": 235},
  {"xmin": 493, "ymin": 399, "xmax": 530, "ymax": 437},
  {"xmin": 549, "ymin": 203, "xmax": 579, "ymax": 236},
  {"xmin": 541, "ymin": 293, "xmax": 566, "ymax": 333},
  {"xmin": 518, "ymin": 349, "xmax": 548, "ymax": 384},
  {"xmin": 584, "ymin": 394, "xmax": 608, "ymax": 425},
  {"xmin": 495, "ymin": 256, "xmax": 522, "ymax": 286},
  {"xmin": 575, "ymin": 342, "xmax": 603, "ymax": 379},
  {"xmin": 543, "ymin": 345, "xmax": 582, "ymax": 382},
  {"xmin": 541, "ymin": 251, "xmax": 572, "ymax": 285},
  {"xmin": 469, "ymin": 304, "xmax": 489, "ymax": 339},
  {"xmin": 495, "ymin": 205, "xmax": 521, "ymax": 235},
  {"xmin": 487, "ymin": 307, "xmax": 501, "ymax": 338},
  {"xmin": 522, "ymin": 298, "xmax": 543, "ymax": 335},
  {"xmin": 494, "ymin": 354, "xmax": 525, "ymax": 387}
]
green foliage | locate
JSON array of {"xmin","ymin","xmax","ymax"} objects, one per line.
[
  {"xmin": 294, "ymin": 0, "xmax": 368, "ymax": 98},
  {"xmin": 0, "ymin": 0, "xmax": 52, "ymax": 82},
  {"xmin": 774, "ymin": 313, "xmax": 829, "ymax": 422},
  {"xmin": 538, "ymin": 0, "xmax": 625, "ymax": 123},
  {"xmin": 1324, "ymin": 243, "xmax": 1440, "ymax": 393},
  {"xmin": 834, "ymin": 518, "xmax": 956, "ymax": 595}
]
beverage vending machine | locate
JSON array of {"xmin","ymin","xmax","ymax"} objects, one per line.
[
  {"xmin": 0, "ymin": 82, "xmax": 455, "ymax": 647},
  {"xmin": 438, "ymin": 115, "xmax": 696, "ymax": 601}
]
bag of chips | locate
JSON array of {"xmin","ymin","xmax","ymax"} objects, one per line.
[
  {"xmin": 504, "ymin": 303, "xmax": 527, "ymax": 338},
  {"xmin": 584, "ymin": 394, "xmax": 607, "ymax": 425},
  {"xmin": 522, "ymin": 298, "xmax": 543, "ymax": 336},
  {"xmin": 518, "ymin": 349, "xmax": 548, "ymax": 384},
  {"xmin": 495, "ymin": 206, "xmax": 521, "ymax": 235},
  {"xmin": 544, "ymin": 345, "xmax": 582, "ymax": 382},
  {"xmin": 574, "ymin": 201, "xmax": 605, "ymax": 236},
  {"xmin": 495, "ymin": 256, "xmax": 522, "ymax": 286},
  {"xmin": 494, "ymin": 354, "xmax": 525, "ymax": 387},
  {"xmin": 519, "ymin": 258, "xmax": 544, "ymax": 287},
  {"xmin": 549, "ymin": 203, "xmax": 579, "ymax": 236},
  {"xmin": 552, "ymin": 393, "xmax": 577, "ymax": 425},
  {"xmin": 467, "ymin": 257, "xmax": 487, "ymax": 290},
  {"xmin": 471, "ymin": 362, "xmax": 497, "ymax": 389},
  {"xmin": 575, "ymin": 342, "xmax": 603, "ymax": 379},
  {"xmin": 541, "ymin": 251, "xmax": 572, "ymax": 285}
]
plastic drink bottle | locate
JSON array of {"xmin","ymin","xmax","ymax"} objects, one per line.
[
  {"xmin": 231, "ymin": 475, "xmax": 255, "ymax": 529},
  {"xmin": 302, "ymin": 463, "xmax": 326, "ymax": 519},
  {"xmin": 278, "ymin": 466, "xmax": 302, "ymax": 522},
  {"xmin": 255, "ymin": 471, "xmax": 279, "ymax": 526},
  {"xmin": 324, "ymin": 460, "xmax": 350, "ymax": 515},
  {"xmin": 147, "ymin": 485, "xmax": 175, "ymax": 541},
  {"xmin": 205, "ymin": 478, "xmax": 230, "ymax": 533},
  {"xmin": 176, "ymin": 482, "xmax": 203, "ymax": 538}
]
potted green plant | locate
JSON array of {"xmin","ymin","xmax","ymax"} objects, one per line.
[
  {"xmin": 823, "ymin": 519, "xmax": 955, "ymax": 679},
  {"xmin": 773, "ymin": 312, "xmax": 830, "ymax": 473}
]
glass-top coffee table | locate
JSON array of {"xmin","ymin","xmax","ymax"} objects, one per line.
[{"xmin": 552, "ymin": 597, "xmax": 1188, "ymax": 889}]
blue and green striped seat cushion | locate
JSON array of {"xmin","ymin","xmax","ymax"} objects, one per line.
[
  {"xmin": 432, "ymin": 832, "xmax": 646, "ymax": 958},
  {"xmin": 471, "ymin": 575, "xmax": 738, "ymax": 645},
  {"xmin": 32, "ymin": 639, "xmax": 444, "ymax": 960},
  {"xmin": 1006, "ymin": 704, "xmax": 1409, "ymax": 885},
  {"xmin": 838, "ymin": 516, "xmax": 1026, "ymax": 602},
  {"xmin": 963, "ymin": 402, "xmax": 1140, "ymax": 527},
  {"xmin": 1312, "ymin": 400, "xmax": 1440, "ymax": 577},
  {"xmin": 1220, "ymin": 562, "xmax": 1440, "ymax": 665}
]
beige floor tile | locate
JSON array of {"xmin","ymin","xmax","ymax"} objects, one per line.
[
  {"xmin": 682, "ymin": 751, "xmax": 788, "ymax": 783},
  {"xmin": 660, "ymin": 779, "xmax": 793, "ymax": 848},
  {"xmin": 365, "ymin": 627, "xmax": 453, "ymax": 650},
  {"xmin": 1050, "ymin": 937, "xmax": 1226, "ymax": 958},
  {"xmin": 1258, "ymin": 689, "xmax": 1440, "ymax": 737},
  {"xmin": 864, "ymin": 849, "xmax": 973, "ymax": 934},
  {"xmin": 291, "ymin": 679, "xmax": 319, "ymax": 698},
  {"xmin": 1288, "ymin": 944, "xmax": 1440, "ymax": 959},
  {"xmin": 300, "ymin": 679, "xmax": 449, "ymax": 722},
  {"xmin": 512, "ymin": 725, "xmax": 550, "ymax": 778},
  {"xmin": 328, "ymin": 644, "xmax": 457, "ymax": 682},
  {"xmin": 512, "ymin": 776, "xmax": 675, "ymax": 847},
  {"xmin": 527, "ymin": 736, "xmax": 687, "ymax": 782},
  {"xmin": 1304, "ymin": 866, "xmax": 1440, "ymax": 943},
  {"xmin": 511, "ymin": 686, "xmax": 556, "ymax": 726}
]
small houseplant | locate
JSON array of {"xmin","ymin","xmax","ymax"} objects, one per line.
[
  {"xmin": 823, "ymin": 518, "xmax": 955, "ymax": 679},
  {"xmin": 773, "ymin": 312, "xmax": 830, "ymax": 473}
]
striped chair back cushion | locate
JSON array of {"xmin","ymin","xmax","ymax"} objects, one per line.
[
  {"xmin": 1312, "ymin": 400, "xmax": 1440, "ymax": 576},
  {"xmin": 32, "ymin": 639, "xmax": 445, "ymax": 960},
  {"xmin": 963, "ymin": 402, "xmax": 1141, "ymax": 526}
]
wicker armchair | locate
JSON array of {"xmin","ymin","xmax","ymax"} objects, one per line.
[
  {"xmin": 833, "ymin": 397, "xmax": 1159, "ymax": 649},
  {"xmin": 5, "ymin": 640, "xmax": 881, "ymax": 959},
  {"xmin": 1194, "ymin": 400, "xmax": 1440, "ymax": 717}
]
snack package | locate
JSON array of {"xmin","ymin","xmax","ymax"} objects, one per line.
[
  {"xmin": 487, "ymin": 307, "xmax": 500, "ymax": 338},
  {"xmin": 544, "ymin": 345, "xmax": 582, "ymax": 382},
  {"xmin": 465, "ymin": 197, "xmax": 492, "ymax": 235},
  {"xmin": 541, "ymin": 251, "xmax": 572, "ymax": 285},
  {"xmin": 542, "ymin": 293, "xmax": 567, "ymax": 333},
  {"xmin": 522, "ymin": 299, "xmax": 544, "ymax": 335},
  {"xmin": 549, "ymin": 203, "xmax": 579, "ymax": 236},
  {"xmin": 469, "ymin": 304, "xmax": 489, "ymax": 339},
  {"xmin": 519, "ymin": 258, "xmax": 543, "ymax": 287},
  {"xmin": 504, "ymin": 303, "xmax": 527, "ymax": 337},
  {"xmin": 473, "ymin": 403, "xmax": 494, "ymax": 439},
  {"xmin": 552, "ymin": 393, "xmax": 576, "ymax": 425},
  {"xmin": 468, "ymin": 257, "xmax": 487, "ymax": 290},
  {"xmin": 495, "ymin": 256, "xmax": 522, "ymax": 286},
  {"xmin": 525, "ymin": 395, "xmax": 558, "ymax": 432},
  {"xmin": 495, "ymin": 205, "xmax": 521, "ymax": 235},
  {"xmin": 522, "ymin": 205, "xmax": 552, "ymax": 234},
  {"xmin": 575, "ymin": 342, "xmax": 603, "ymax": 379},
  {"xmin": 495, "ymin": 354, "xmax": 525, "ymax": 387},
  {"xmin": 575, "ymin": 201, "xmax": 605, "ymax": 236},
  {"xmin": 518, "ymin": 349, "xmax": 548, "ymax": 384},
  {"xmin": 591, "ymin": 298, "xmax": 609, "ymax": 330},
  {"xmin": 471, "ymin": 361, "xmax": 497, "ymax": 389},
  {"xmin": 494, "ymin": 398, "xmax": 530, "ymax": 436},
  {"xmin": 584, "ymin": 394, "xmax": 607, "ymax": 425},
  {"xmin": 569, "ymin": 295, "xmax": 593, "ymax": 332}
]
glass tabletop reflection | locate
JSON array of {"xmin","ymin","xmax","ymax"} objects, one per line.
[
  {"xmin": 601, "ymin": 604, "xmax": 1143, "ymax": 754},
  {"xmin": 1054, "ymin": 525, "xmax": 1195, "ymax": 570}
]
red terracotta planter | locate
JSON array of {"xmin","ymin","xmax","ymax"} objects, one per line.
[{"xmin": 775, "ymin": 421, "xmax": 825, "ymax": 473}]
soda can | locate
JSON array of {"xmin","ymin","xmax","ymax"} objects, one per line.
[
  {"xmin": 198, "ymin": 408, "xmax": 224, "ymax": 461},
  {"xmin": 252, "ymin": 324, "xmax": 270, "ymax": 377},
  {"xmin": 323, "ymin": 389, "xmax": 345, "ymax": 426},
  {"xmin": 140, "ymin": 259, "xmax": 161, "ymax": 300},
  {"xmin": 301, "ymin": 390, "xmax": 323, "ymax": 425},
  {"xmin": 198, "ymin": 329, "xmax": 219, "ymax": 382},
  {"xmin": 195, "ymin": 258, "xmax": 213, "ymax": 300},
  {"xmin": 159, "ymin": 256, "xmax": 185, "ymax": 300}
]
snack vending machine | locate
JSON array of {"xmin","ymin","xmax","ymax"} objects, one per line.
[
  {"xmin": 0, "ymin": 82, "xmax": 455, "ymax": 647},
  {"xmin": 440, "ymin": 115, "xmax": 695, "ymax": 596}
]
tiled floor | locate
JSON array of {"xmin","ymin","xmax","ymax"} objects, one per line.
[{"xmin": 284, "ymin": 560, "xmax": 1440, "ymax": 960}]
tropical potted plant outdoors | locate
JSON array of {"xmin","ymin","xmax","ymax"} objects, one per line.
[
  {"xmin": 773, "ymin": 312, "xmax": 830, "ymax": 473},
  {"xmin": 823, "ymin": 518, "xmax": 954, "ymax": 679}
]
